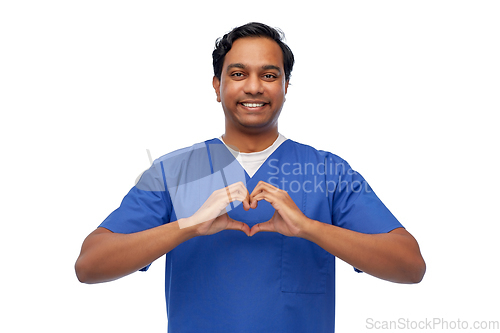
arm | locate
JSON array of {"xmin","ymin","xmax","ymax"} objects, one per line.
[
  {"xmin": 249, "ymin": 181, "xmax": 426, "ymax": 284},
  {"xmin": 302, "ymin": 223, "xmax": 425, "ymax": 283},
  {"xmin": 75, "ymin": 223, "xmax": 195, "ymax": 284},
  {"xmin": 75, "ymin": 182, "xmax": 251, "ymax": 284}
]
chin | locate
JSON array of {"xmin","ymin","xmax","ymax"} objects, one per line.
[{"xmin": 239, "ymin": 120, "xmax": 278, "ymax": 133}]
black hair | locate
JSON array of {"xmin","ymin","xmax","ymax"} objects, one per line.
[{"xmin": 212, "ymin": 22, "xmax": 295, "ymax": 82}]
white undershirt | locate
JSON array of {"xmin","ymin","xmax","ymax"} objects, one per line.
[{"xmin": 219, "ymin": 134, "xmax": 287, "ymax": 177}]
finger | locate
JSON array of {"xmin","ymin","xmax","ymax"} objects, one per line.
[
  {"xmin": 250, "ymin": 199, "xmax": 258, "ymax": 210},
  {"xmin": 225, "ymin": 186, "xmax": 233, "ymax": 204},
  {"xmin": 237, "ymin": 182, "xmax": 251, "ymax": 211},
  {"xmin": 252, "ymin": 180, "xmax": 280, "ymax": 193},
  {"xmin": 250, "ymin": 181, "xmax": 281, "ymax": 198},
  {"xmin": 249, "ymin": 182, "xmax": 267, "ymax": 208},
  {"xmin": 250, "ymin": 184, "xmax": 284, "ymax": 208},
  {"xmin": 242, "ymin": 191, "xmax": 251, "ymax": 211},
  {"xmin": 223, "ymin": 183, "xmax": 244, "ymax": 203},
  {"xmin": 226, "ymin": 182, "xmax": 251, "ymax": 210},
  {"xmin": 251, "ymin": 191, "xmax": 273, "ymax": 204}
]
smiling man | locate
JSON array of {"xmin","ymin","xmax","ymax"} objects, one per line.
[
  {"xmin": 214, "ymin": 36, "xmax": 288, "ymax": 151},
  {"xmin": 76, "ymin": 22, "xmax": 425, "ymax": 333}
]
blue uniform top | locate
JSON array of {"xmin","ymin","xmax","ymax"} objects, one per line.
[{"xmin": 100, "ymin": 138, "xmax": 403, "ymax": 333}]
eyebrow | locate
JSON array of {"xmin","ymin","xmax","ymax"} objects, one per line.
[{"xmin": 226, "ymin": 63, "xmax": 282, "ymax": 75}]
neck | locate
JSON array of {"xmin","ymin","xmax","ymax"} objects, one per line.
[{"xmin": 222, "ymin": 127, "xmax": 279, "ymax": 153}]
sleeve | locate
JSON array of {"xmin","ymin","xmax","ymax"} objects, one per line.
[
  {"xmin": 98, "ymin": 160, "xmax": 172, "ymax": 271},
  {"xmin": 328, "ymin": 156, "xmax": 403, "ymax": 273}
]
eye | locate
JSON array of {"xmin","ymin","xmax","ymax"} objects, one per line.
[
  {"xmin": 263, "ymin": 74, "xmax": 277, "ymax": 80},
  {"xmin": 231, "ymin": 72, "xmax": 245, "ymax": 78}
]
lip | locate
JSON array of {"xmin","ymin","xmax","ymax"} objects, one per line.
[
  {"xmin": 239, "ymin": 99, "xmax": 268, "ymax": 104},
  {"xmin": 238, "ymin": 100, "xmax": 269, "ymax": 110},
  {"xmin": 238, "ymin": 103, "xmax": 268, "ymax": 113}
]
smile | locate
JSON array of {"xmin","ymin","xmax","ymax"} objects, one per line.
[{"xmin": 241, "ymin": 103, "xmax": 265, "ymax": 108}]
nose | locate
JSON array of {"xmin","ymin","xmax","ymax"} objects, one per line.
[{"xmin": 243, "ymin": 74, "xmax": 264, "ymax": 95}]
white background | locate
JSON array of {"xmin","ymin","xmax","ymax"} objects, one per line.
[{"xmin": 1, "ymin": 1, "xmax": 499, "ymax": 332}]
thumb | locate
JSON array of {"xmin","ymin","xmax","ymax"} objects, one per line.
[
  {"xmin": 224, "ymin": 215, "xmax": 251, "ymax": 236},
  {"xmin": 249, "ymin": 220, "xmax": 276, "ymax": 236}
]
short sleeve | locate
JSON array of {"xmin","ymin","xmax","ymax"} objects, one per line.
[
  {"xmin": 329, "ymin": 157, "xmax": 402, "ymax": 234},
  {"xmin": 328, "ymin": 156, "xmax": 403, "ymax": 272},
  {"xmin": 99, "ymin": 161, "xmax": 172, "ymax": 271}
]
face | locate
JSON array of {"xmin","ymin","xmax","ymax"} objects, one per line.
[{"xmin": 213, "ymin": 37, "xmax": 288, "ymax": 134}]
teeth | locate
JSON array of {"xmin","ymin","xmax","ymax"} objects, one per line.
[{"xmin": 242, "ymin": 103, "xmax": 264, "ymax": 108}]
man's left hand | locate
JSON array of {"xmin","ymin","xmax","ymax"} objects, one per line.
[{"xmin": 249, "ymin": 181, "xmax": 311, "ymax": 237}]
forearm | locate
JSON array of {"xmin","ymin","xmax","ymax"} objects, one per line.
[
  {"xmin": 75, "ymin": 220, "xmax": 197, "ymax": 284},
  {"xmin": 75, "ymin": 182, "xmax": 252, "ymax": 284},
  {"xmin": 301, "ymin": 220, "xmax": 426, "ymax": 284}
]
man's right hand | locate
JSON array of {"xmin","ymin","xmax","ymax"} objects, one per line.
[
  {"xmin": 180, "ymin": 181, "xmax": 251, "ymax": 236},
  {"xmin": 75, "ymin": 182, "xmax": 252, "ymax": 284}
]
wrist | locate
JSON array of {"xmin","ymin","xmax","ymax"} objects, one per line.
[
  {"xmin": 298, "ymin": 217, "xmax": 322, "ymax": 240},
  {"xmin": 177, "ymin": 218, "xmax": 203, "ymax": 238}
]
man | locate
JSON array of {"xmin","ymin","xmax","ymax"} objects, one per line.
[{"xmin": 75, "ymin": 22, "xmax": 425, "ymax": 332}]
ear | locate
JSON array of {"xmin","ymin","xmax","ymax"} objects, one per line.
[
  {"xmin": 212, "ymin": 76, "xmax": 221, "ymax": 102},
  {"xmin": 285, "ymin": 80, "xmax": 289, "ymax": 95}
]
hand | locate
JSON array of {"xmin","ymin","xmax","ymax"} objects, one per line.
[
  {"xmin": 249, "ymin": 181, "xmax": 311, "ymax": 237},
  {"xmin": 179, "ymin": 182, "xmax": 251, "ymax": 236}
]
